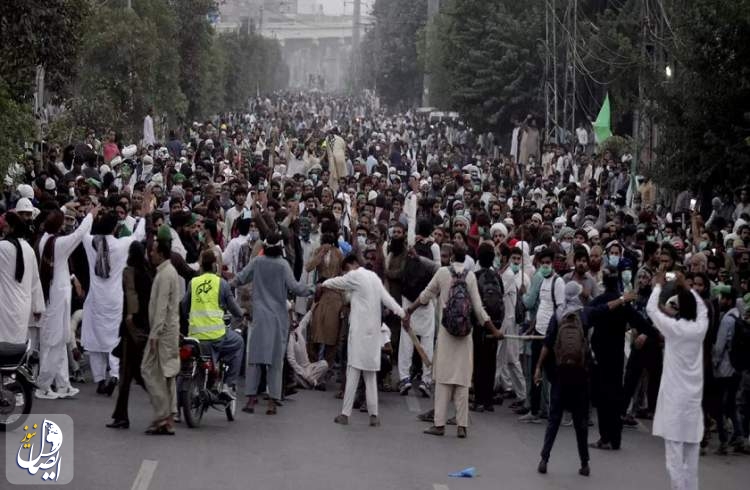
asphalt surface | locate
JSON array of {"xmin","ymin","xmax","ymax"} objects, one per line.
[{"xmin": 3, "ymin": 379, "xmax": 748, "ymax": 490}]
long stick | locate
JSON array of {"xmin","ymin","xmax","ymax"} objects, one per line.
[
  {"xmin": 487, "ymin": 334, "xmax": 545, "ymax": 340},
  {"xmin": 407, "ymin": 328, "xmax": 432, "ymax": 368}
]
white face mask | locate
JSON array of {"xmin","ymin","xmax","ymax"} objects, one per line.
[{"xmin": 357, "ymin": 236, "xmax": 367, "ymax": 248}]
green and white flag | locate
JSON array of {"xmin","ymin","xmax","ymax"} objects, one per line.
[{"xmin": 593, "ymin": 93, "xmax": 613, "ymax": 144}]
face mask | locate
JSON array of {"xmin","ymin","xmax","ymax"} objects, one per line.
[
  {"xmin": 622, "ymin": 270, "xmax": 632, "ymax": 283},
  {"xmin": 357, "ymin": 236, "xmax": 367, "ymax": 248},
  {"xmin": 608, "ymin": 255, "xmax": 620, "ymax": 268},
  {"xmin": 561, "ymin": 241, "xmax": 572, "ymax": 253},
  {"xmin": 511, "ymin": 263, "xmax": 520, "ymax": 273},
  {"xmin": 333, "ymin": 211, "xmax": 342, "ymax": 220},
  {"xmin": 248, "ymin": 231, "xmax": 259, "ymax": 241},
  {"xmin": 539, "ymin": 264, "xmax": 553, "ymax": 277},
  {"xmin": 647, "ymin": 235, "xmax": 655, "ymax": 242},
  {"xmin": 698, "ymin": 240, "xmax": 709, "ymax": 251}
]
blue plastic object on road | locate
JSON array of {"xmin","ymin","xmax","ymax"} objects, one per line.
[{"xmin": 448, "ymin": 467, "xmax": 476, "ymax": 478}]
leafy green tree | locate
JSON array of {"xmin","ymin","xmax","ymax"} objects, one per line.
[
  {"xmin": 359, "ymin": 0, "xmax": 427, "ymax": 108},
  {"xmin": 71, "ymin": 4, "xmax": 186, "ymax": 140},
  {"xmin": 0, "ymin": 80, "xmax": 35, "ymax": 185},
  {"xmin": 0, "ymin": 0, "xmax": 91, "ymax": 100},
  {"xmin": 426, "ymin": 0, "xmax": 544, "ymax": 133},
  {"xmin": 643, "ymin": 0, "xmax": 750, "ymax": 193}
]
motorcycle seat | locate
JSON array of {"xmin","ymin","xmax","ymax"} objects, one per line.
[{"xmin": 0, "ymin": 342, "xmax": 27, "ymax": 367}]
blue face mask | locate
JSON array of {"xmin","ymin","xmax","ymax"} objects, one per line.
[
  {"xmin": 511, "ymin": 263, "xmax": 520, "ymax": 273},
  {"xmin": 539, "ymin": 264, "xmax": 553, "ymax": 277},
  {"xmin": 608, "ymin": 255, "xmax": 620, "ymax": 268}
]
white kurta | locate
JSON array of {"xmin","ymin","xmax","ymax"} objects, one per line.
[
  {"xmin": 81, "ymin": 219, "xmax": 145, "ymax": 353},
  {"xmin": 0, "ymin": 239, "xmax": 45, "ymax": 344},
  {"xmin": 323, "ymin": 267, "xmax": 405, "ymax": 371},
  {"xmin": 37, "ymin": 214, "xmax": 94, "ymax": 347},
  {"xmin": 646, "ymin": 285, "xmax": 708, "ymax": 443}
]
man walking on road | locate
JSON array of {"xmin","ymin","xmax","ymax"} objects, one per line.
[
  {"xmin": 142, "ymin": 229, "xmax": 181, "ymax": 435},
  {"xmin": 324, "ymin": 254, "xmax": 406, "ymax": 427}
]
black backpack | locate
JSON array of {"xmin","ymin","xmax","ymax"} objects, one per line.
[
  {"xmin": 729, "ymin": 314, "xmax": 750, "ymax": 372},
  {"xmin": 401, "ymin": 241, "xmax": 434, "ymax": 302},
  {"xmin": 476, "ymin": 268, "xmax": 505, "ymax": 325}
]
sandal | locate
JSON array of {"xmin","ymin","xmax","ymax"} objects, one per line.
[
  {"xmin": 145, "ymin": 425, "xmax": 175, "ymax": 435},
  {"xmin": 266, "ymin": 403, "xmax": 277, "ymax": 415}
]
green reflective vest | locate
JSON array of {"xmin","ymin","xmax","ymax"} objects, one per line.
[{"xmin": 188, "ymin": 273, "xmax": 224, "ymax": 341}]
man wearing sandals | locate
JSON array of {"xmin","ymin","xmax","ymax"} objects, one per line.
[{"xmin": 141, "ymin": 229, "xmax": 182, "ymax": 435}]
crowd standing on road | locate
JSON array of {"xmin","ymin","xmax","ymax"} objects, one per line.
[{"xmin": 1, "ymin": 92, "xmax": 749, "ymax": 487}]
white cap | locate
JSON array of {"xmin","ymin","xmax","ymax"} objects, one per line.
[
  {"xmin": 110, "ymin": 156, "xmax": 123, "ymax": 168},
  {"xmin": 368, "ymin": 190, "xmax": 378, "ymax": 202},
  {"xmin": 16, "ymin": 184, "xmax": 33, "ymax": 199},
  {"xmin": 490, "ymin": 222, "xmax": 508, "ymax": 238},
  {"xmin": 14, "ymin": 197, "xmax": 35, "ymax": 214},
  {"xmin": 150, "ymin": 173, "xmax": 163, "ymax": 186},
  {"xmin": 44, "ymin": 178, "xmax": 56, "ymax": 191},
  {"xmin": 100, "ymin": 165, "xmax": 111, "ymax": 175},
  {"xmin": 142, "ymin": 155, "xmax": 154, "ymax": 166},
  {"xmin": 121, "ymin": 144, "xmax": 137, "ymax": 159}
]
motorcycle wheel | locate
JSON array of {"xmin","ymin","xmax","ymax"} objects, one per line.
[
  {"xmin": 181, "ymin": 372, "xmax": 205, "ymax": 428},
  {"xmin": 225, "ymin": 397, "xmax": 236, "ymax": 422},
  {"xmin": 0, "ymin": 377, "xmax": 33, "ymax": 432}
]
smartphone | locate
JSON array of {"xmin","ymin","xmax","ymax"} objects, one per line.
[
  {"xmin": 690, "ymin": 198, "xmax": 697, "ymax": 211},
  {"xmin": 666, "ymin": 272, "xmax": 676, "ymax": 282}
]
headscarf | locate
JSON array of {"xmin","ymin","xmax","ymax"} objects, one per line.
[
  {"xmin": 93, "ymin": 235, "xmax": 111, "ymax": 279},
  {"xmin": 559, "ymin": 281, "xmax": 584, "ymax": 320},
  {"xmin": 2, "ymin": 212, "xmax": 26, "ymax": 282},
  {"xmin": 39, "ymin": 235, "xmax": 57, "ymax": 303}
]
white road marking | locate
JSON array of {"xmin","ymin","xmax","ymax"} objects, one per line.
[
  {"xmin": 406, "ymin": 395, "xmax": 422, "ymax": 413},
  {"xmin": 130, "ymin": 460, "xmax": 158, "ymax": 490},
  {"xmin": 433, "ymin": 484, "xmax": 449, "ymax": 490}
]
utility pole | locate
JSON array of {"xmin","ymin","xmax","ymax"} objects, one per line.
[
  {"xmin": 422, "ymin": 0, "xmax": 440, "ymax": 107},
  {"xmin": 351, "ymin": 0, "xmax": 361, "ymax": 92}
]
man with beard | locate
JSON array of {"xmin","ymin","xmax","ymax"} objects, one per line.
[
  {"xmin": 384, "ymin": 222, "xmax": 408, "ymax": 363},
  {"xmin": 563, "ymin": 248, "xmax": 601, "ymax": 304},
  {"xmin": 621, "ymin": 267, "xmax": 662, "ymax": 426}
]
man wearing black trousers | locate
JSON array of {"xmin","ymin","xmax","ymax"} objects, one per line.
[
  {"xmin": 589, "ymin": 266, "xmax": 650, "ymax": 450},
  {"xmin": 535, "ymin": 281, "xmax": 635, "ymax": 476}
]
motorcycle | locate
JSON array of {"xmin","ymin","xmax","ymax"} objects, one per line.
[
  {"xmin": 0, "ymin": 341, "xmax": 36, "ymax": 432},
  {"xmin": 177, "ymin": 335, "xmax": 237, "ymax": 428}
]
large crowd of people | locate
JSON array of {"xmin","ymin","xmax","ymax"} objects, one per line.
[{"xmin": 1, "ymin": 91, "xmax": 749, "ymax": 487}]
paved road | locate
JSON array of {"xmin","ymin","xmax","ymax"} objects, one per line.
[{"xmin": 4, "ymin": 382, "xmax": 747, "ymax": 490}]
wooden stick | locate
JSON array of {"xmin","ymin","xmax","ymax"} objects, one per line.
[
  {"xmin": 406, "ymin": 327, "xmax": 432, "ymax": 368},
  {"xmin": 487, "ymin": 334, "xmax": 545, "ymax": 340}
]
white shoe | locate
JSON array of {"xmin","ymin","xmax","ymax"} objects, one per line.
[
  {"xmin": 35, "ymin": 389, "xmax": 60, "ymax": 400},
  {"xmin": 57, "ymin": 386, "xmax": 80, "ymax": 399}
]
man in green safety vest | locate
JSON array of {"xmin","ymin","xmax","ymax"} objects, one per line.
[{"xmin": 181, "ymin": 250, "xmax": 245, "ymax": 398}]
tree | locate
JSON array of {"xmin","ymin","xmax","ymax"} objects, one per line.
[
  {"xmin": 427, "ymin": 0, "xmax": 544, "ymax": 134},
  {"xmin": 358, "ymin": 0, "xmax": 427, "ymax": 108},
  {"xmin": 0, "ymin": 0, "xmax": 91, "ymax": 100},
  {"xmin": 643, "ymin": 0, "xmax": 750, "ymax": 194},
  {"xmin": 71, "ymin": 3, "xmax": 187, "ymax": 140},
  {"xmin": 0, "ymin": 80, "xmax": 34, "ymax": 185}
]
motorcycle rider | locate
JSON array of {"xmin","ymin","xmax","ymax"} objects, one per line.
[{"xmin": 181, "ymin": 250, "xmax": 244, "ymax": 399}]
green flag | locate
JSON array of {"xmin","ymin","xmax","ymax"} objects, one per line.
[{"xmin": 593, "ymin": 93, "xmax": 613, "ymax": 144}]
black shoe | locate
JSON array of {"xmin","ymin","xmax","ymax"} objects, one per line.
[
  {"xmin": 537, "ymin": 460, "xmax": 547, "ymax": 474},
  {"xmin": 96, "ymin": 380, "xmax": 107, "ymax": 395},
  {"xmin": 469, "ymin": 404, "xmax": 485, "ymax": 413},
  {"xmin": 314, "ymin": 383, "xmax": 327, "ymax": 391},
  {"xmin": 105, "ymin": 378, "xmax": 118, "ymax": 397},
  {"xmin": 622, "ymin": 415, "xmax": 638, "ymax": 427},
  {"xmin": 105, "ymin": 419, "xmax": 129, "ymax": 429},
  {"xmin": 579, "ymin": 464, "xmax": 590, "ymax": 477},
  {"xmin": 483, "ymin": 404, "xmax": 495, "ymax": 412}
]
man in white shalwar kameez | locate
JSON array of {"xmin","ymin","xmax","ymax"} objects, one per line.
[
  {"xmin": 0, "ymin": 213, "xmax": 45, "ymax": 345},
  {"xmin": 323, "ymin": 255, "xmax": 405, "ymax": 427},
  {"xmin": 646, "ymin": 272, "xmax": 708, "ymax": 490},
  {"xmin": 82, "ymin": 211, "xmax": 146, "ymax": 394},
  {"xmin": 35, "ymin": 206, "xmax": 97, "ymax": 399}
]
